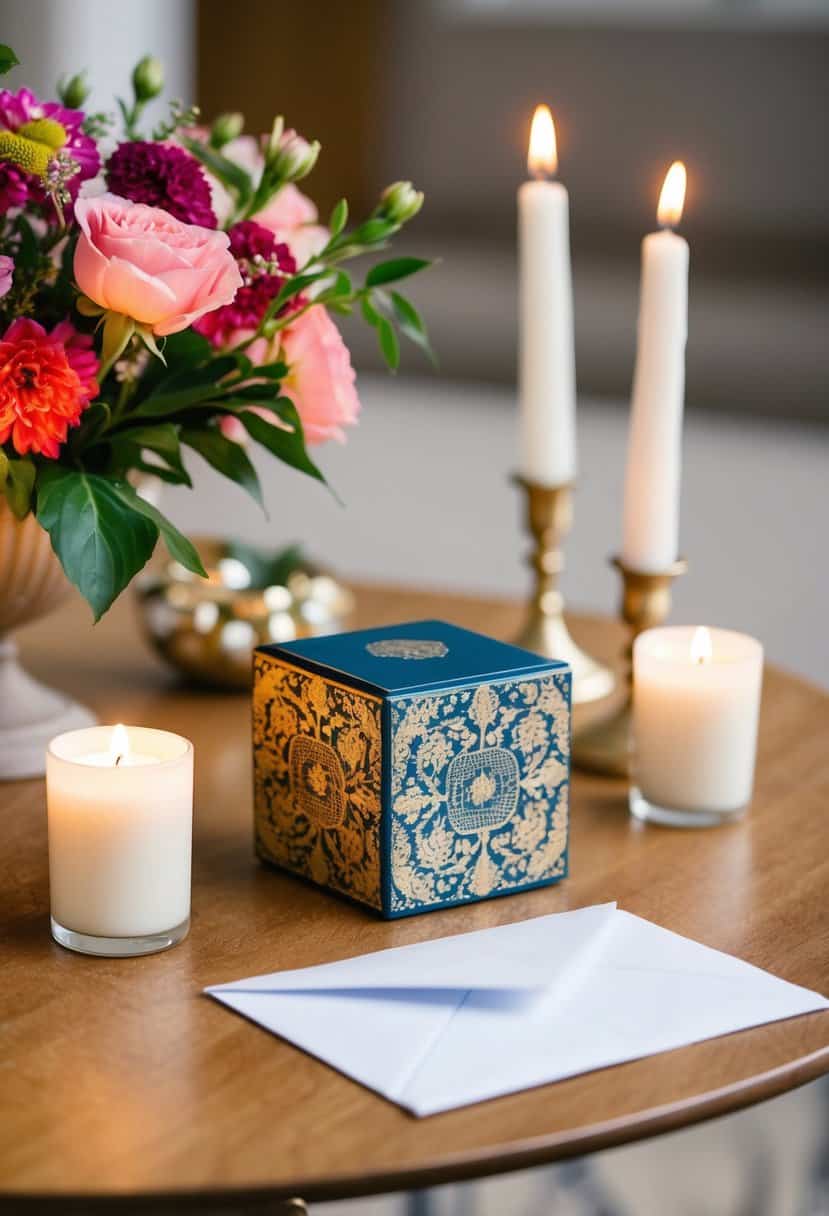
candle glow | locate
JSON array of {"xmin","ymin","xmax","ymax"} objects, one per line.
[
  {"xmin": 690, "ymin": 626, "xmax": 713, "ymax": 665},
  {"xmin": 657, "ymin": 161, "xmax": 687, "ymax": 229},
  {"xmin": 528, "ymin": 104, "xmax": 557, "ymax": 179},
  {"xmin": 110, "ymin": 723, "xmax": 130, "ymax": 766}
]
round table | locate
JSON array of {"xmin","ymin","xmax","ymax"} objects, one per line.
[{"xmin": 3, "ymin": 584, "xmax": 827, "ymax": 1212}]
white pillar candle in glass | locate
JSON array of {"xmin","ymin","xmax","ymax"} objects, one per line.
[
  {"xmin": 631, "ymin": 626, "xmax": 763, "ymax": 828},
  {"xmin": 621, "ymin": 162, "xmax": 689, "ymax": 572},
  {"xmin": 518, "ymin": 104, "xmax": 577, "ymax": 486},
  {"xmin": 47, "ymin": 724, "xmax": 193, "ymax": 956}
]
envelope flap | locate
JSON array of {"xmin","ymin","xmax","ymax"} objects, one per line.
[{"xmin": 208, "ymin": 903, "xmax": 618, "ymax": 997}]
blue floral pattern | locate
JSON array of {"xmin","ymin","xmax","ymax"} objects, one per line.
[{"xmin": 389, "ymin": 674, "xmax": 570, "ymax": 913}]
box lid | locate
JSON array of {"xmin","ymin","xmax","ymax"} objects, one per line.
[{"xmin": 257, "ymin": 619, "xmax": 568, "ymax": 697}]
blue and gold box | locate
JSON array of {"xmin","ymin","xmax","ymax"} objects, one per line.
[{"xmin": 253, "ymin": 620, "xmax": 571, "ymax": 918}]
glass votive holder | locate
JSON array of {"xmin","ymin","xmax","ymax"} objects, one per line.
[
  {"xmin": 46, "ymin": 725, "xmax": 194, "ymax": 956},
  {"xmin": 630, "ymin": 626, "xmax": 763, "ymax": 828}
]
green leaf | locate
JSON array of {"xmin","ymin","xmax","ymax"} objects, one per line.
[
  {"xmin": 218, "ymin": 381, "xmax": 282, "ymax": 404},
  {"xmin": 68, "ymin": 401, "xmax": 112, "ymax": 455},
  {"xmin": 377, "ymin": 317, "xmax": 400, "ymax": 372},
  {"xmin": 266, "ymin": 271, "xmax": 327, "ymax": 318},
  {"xmin": 181, "ymin": 427, "xmax": 263, "ymax": 509},
  {"xmin": 249, "ymin": 361, "xmax": 288, "ymax": 382},
  {"xmin": 350, "ymin": 218, "xmax": 396, "ymax": 246},
  {"xmin": 132, "ymin": 372, "xmax": 237, "ymax": 418},
  {"xmin": 237, "ymin": 403, "xmax": 327, "ymax": 487},
  {"xmin": 107, "ymin": 480, "xmax": 207, "ymax": 579},
  {"xmin": 136, "ymin": 325, "xmax": 167, "ymax": 365},
  {"xmin": 3, "ymin": 458, "xmax": 36, "ymax": 519},
  {"xmin": 365, "ymin": 257, "xmax": 431, "ymax": 288},
  {"xmin": 126, "ymin": 457, "xmax": 192, "ymax": 487},
  {"xmin": 319, "ymin": 270, "xmax": 352, "ymax": 301},
  {"xmin": 155, "ymin": 328, "xmax": 213, "ymax": 371},
  {"xmin": 114, "ymin": 422, "xmax": 191, "ymax": 484},
  {"xmin": 361, "ymin": 295, "xmax": 381, "ymax": 327},
  {"xmin": 328, "ymin": 198, "xmax": 348, "ymax": 237},
  {"xmin": 0, "ymin": 449, "xmax": 8, "ymax": 486},
  {"xmin": 181, "ymin": 136, "xmax": 253, "ymax": 208},
  {"xmin": 0, "ymin": 45, "xmax": 20, "ymax": 77},
  {"xmin": 36, "ymin": 468, "xmax": 159, "ymax": 620},
  {"xmin": 391, "ymin": 291, "xmax": 437, "ymax": 365}
]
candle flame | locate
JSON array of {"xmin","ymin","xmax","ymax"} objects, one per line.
[
  {"xmin": 528, "ymin": 104, "xmax": 558, "ymax": 179},
  {"xmin": 110, "ymin": 723, "xmax": 130, "ymax": 766},
  {"xmin": 657, "ymin": 161, "xmax": 686, "ymax": 228},
  {"xmin": 690, "ymin": 626, "xmax": 712, "ymax": 666}
]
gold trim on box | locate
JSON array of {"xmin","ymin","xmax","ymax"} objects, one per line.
[{"xmin": 253, "ymin": 651, "xmax": 383, "ymax": 909}]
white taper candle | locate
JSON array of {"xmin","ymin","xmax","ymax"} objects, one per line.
[
  {"xmin": 621, "ymin": 162, "xmax": 689, "ymax": 571},
  {"xmin": 518, "ymin": 105, "xmax": 577, "ymax": 486}
]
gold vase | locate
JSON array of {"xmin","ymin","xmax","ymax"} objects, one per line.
[{"xmin": 0, "ymin": 500, "xmax": 95, "ymax": 780}]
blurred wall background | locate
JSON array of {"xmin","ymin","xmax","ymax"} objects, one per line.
[
  {"xmin": 198, "ymin": 0, "xmax": 829, "ymax": 420},
  {"xmin": 0, "ymin": 0, "xmax": 195, "ymax": 127}
]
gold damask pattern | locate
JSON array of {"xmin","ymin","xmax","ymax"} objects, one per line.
[
  {"xmin": 390, "ymin": 675, "xmax": 569, "ymax": 913},
  {"xmin": 253, "ymin": 653, "xmax": 383, "ymax": 909}
]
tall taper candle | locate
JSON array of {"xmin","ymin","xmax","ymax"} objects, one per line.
[
  {"xmin": 518, "ymin": 105, "xmax": 577, "ymax": 486},
  {"xmin": 621, "ymin": 161, "xmax": 689, "ymax": 571}
]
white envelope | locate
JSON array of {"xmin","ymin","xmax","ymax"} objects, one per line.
[{"xmin": 206, "ymin": 904, "xmax": 828, "ymax": 1117}]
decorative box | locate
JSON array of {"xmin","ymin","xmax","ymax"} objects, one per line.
[{"xmin": 252, "ymin": 619, "xmax": 571, "ymax": 918}]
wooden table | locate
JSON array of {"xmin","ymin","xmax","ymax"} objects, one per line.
[{"xmin": 2, "ymin": 584, "xmax": 828, "ymax": 1212}]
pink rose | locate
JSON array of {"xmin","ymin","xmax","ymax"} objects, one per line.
[
  {"xmin": 73, "ymin": 193, "xmax": 242, "ymax": 336},
  {"xmin": 217, "ymin": 311, "xmax": 359, "ymax": 445},
  {"xmin": 256, "ymin": 184, "xmax": 328, "ymax": 268},
  {"xmin": 280, "ymin": 307, "xmax": 360, "ymax": 444},
  {"xmin": 0, "ymin": 254, "xmax": 13, "ymax": 298}
]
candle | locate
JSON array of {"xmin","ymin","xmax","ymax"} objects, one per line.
[
  {"xmin": 47, "ymin": 724, "xmax": 193, "ymax": 956},
  {"xmin": 518, "ymin": 104, "xmax": 577, "ymax": 486},
  {"xmin": 621, "ymin": 161, "xmax": 689, "ymax": 571},
  {"xmin": 631, "ymin": 626, "xmax": 763, "ymax": 827}
]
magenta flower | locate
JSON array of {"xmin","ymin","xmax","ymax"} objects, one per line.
[
  {"xmin": 194, "ymin": 220, "xmax": 297, "ymax": 348},
  {"xmin": 0, "ymin": 87, "xmax": 99, "ymax": 213},
  {"xmin": 0, "ymin": 164, "xmax": 28, "ymax": 212},
  {"xmin": 106, "ymin": 141, "xmax": 216, "ymax": 228},
  {"xmin": 50, "ymin": 319, "xmax": 99, "ymax": 402}
]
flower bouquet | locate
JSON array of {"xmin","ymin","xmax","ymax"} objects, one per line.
[{"xmin": 0, "ymin": 45, "xmax": 431, "ymax": 621}]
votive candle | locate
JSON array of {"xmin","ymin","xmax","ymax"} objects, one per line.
[
  {"xmin": 47, "ymin": 724, "xmax": 193, "ymax": 956},
  {"xmin": 631, "ymin": 626, "xmax": 763, "ymax": 827}
]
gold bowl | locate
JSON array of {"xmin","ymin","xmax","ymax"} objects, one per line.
[{"xmin": 135, "ymin": 538, "xmax": 355, "ymax": 689}]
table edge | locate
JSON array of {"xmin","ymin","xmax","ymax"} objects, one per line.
[{"xmin": 3, "ymin": 1042, "xmax": 827, "ymax": 1209}]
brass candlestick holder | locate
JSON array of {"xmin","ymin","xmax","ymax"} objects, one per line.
[
  {"xmin": 572, "ymin": 554, "xmax": 688, "ymax": 777},
  {"xmin": 514, "ymin": 477, "xmax": 615, "ymax": 705}
]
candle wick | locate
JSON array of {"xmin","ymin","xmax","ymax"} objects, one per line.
[{"xmin": 115, "ymin": 754, "xmax": 123, "ymax": 767}]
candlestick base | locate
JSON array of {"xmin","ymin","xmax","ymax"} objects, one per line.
[
  {"xmin": 514, "ymin": 476, "xmax": 615, "ymax": 705},
  {"xmin": 571, "ymin": 699, "xmax": 632, "ymax": 777},
  {"xmin": 516, "ymin": 611, "xmax": 615, "ymax": 704},
  {"xmin": 629, "ymin": 788, "xmax": 747, "ymax": 829},
  {"xmin": 572, "ymin": 556, "xmax": 687, "ymax": 777},
  {"xmin": 51, "ymin": 916, "xmax": 190, "ymax": 957}
]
